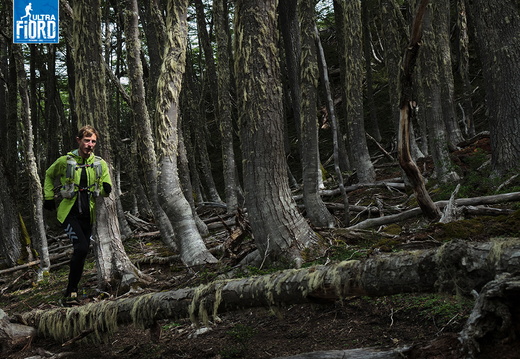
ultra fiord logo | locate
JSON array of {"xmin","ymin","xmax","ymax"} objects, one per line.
[{"xmin": 13, "ymin": 0, "xmax": 59, "ymax": 44}]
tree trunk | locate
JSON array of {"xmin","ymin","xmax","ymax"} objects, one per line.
[
  {"xmin": 13, "ymin": 44, "xmax": 50, "ymax": 277},
  {"xmin": 456, "ymin": 0, "xmax": 475, "ymax": 138},
  {"xmin": 19, "ymin": 240, "xmax": 520, "ymax": 346},
  {"xmin": 71, "ymin": 0, "xmax": 146, "ymax": 290},
  {"xmin": 0, "ymin": 160, "xmax": 20, "ymax": 267},
  {"xmin": 465, "ymin": 0, "xmax": 520, "ymax": 177},
  {"xmin": 362, "ymin": 1, "xmax": 382, "ymax": 142},
  {"xmin": 299, "ymin": 0, "xmax": 336, "ymax": 228},
  {"xmin": 316, "ymin": 26, "xmax": 350, "ymax": 226},
  {"xmin": 214, "ymin": 0, "xmax": 239, "ymax": 213},
  {"xmin": 417, "ymin": 1, "xmax": 459, "ymax": 183},
  {"xmin": 155, "ymin": 0, "xmax": 217, "ymax": 266},
  {"xmin": 398, "ymin": 0, "xmax": 441, "ymax": 221},
  {"xmin": 235, "ymin": 0, "xmax": 319, "ymax": 266},
  {"xmin": 123, "ymin": 0, "xmax": 177, "ymax": 250},
  {"xmin": 337, "ymin": 0, "xmax": 376, "ymax": 183}
]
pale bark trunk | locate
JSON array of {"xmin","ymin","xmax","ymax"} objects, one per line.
[
  {"xmin": 155, "ymin": 0, "xmax": 217, "ymax": 266},
  {"xmin": 124, "ymin": 0, "xmax": 177, "ymax": 250},
  {"xmin": 316, "ymin": 26, "xmax": 350, "ymax": 226},
  {"xmin": 299, "ymin": 0, "xmax": 336, "ymax": 228},
  {"xmin": 94, "ymin": 195, "xmax": 148, "ymax": 292},
  {"xmin": 13, "ymin": 44, "xmax": 50, "ymax": 277}
]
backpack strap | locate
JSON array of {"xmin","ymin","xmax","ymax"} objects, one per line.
[{"xmin": 60, "ymin": 155, "xmax": 104, "ymax": 198}]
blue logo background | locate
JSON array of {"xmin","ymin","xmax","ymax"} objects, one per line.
[{"xmin": 13, "ymin": 0, "xmax": 59, "ymax": 44}]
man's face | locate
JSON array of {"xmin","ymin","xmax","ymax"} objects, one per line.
[{"xmin": 77, "ymin": 134, "xmax": 97, "ymax": 158}]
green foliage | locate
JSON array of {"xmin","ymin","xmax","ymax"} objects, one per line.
[{"xmin": 161, "ymin": 321, "xmax": 182, "ymax": 331}]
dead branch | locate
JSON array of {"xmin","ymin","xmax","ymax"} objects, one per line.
[
  {"xmin": 348, "ymin": 191, "xmax": 520, "ymax": 230},
  {"xmin": 397, "ymin": 0, "xmax": 441, "ymax": 221},
  {"xmin": 0, "ymin": 249, "xmax": 72, "ymax": 276}
]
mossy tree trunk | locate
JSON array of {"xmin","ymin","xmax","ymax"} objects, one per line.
[
  {"xmin": 13, "ymin": 44, "xmax": 50, "ymax": 278},
  {"xmin": 234, "ymin": 0, "xmax": 319, "ymax": 266},
  {"xmin": 298, "ymin": 0, "xmax": 336, "ymax": 228},
  {"xmin": 71, "ymin": 0, "xmax": 146, "ymax": 290},
  {"xmin": 465, "ymin": 0, "xmax": 520, "ymax": 177},
  {"xmin": 155, "ymin": 0, "xmax": 217, "ymax": 266},
  {"xmin": 337, "ymin": 0, "xmax": 376, "ymax": 183},
  {"xmin": 123, "ymin": 0, "xmax": 177, "ymax": 250},
  {"xmin": 214, "ymin": 0, "xmax": 239, "ymax": 213},
  {"xmin": 416, "ymin": 0, "xmax": 459, "ymax": 183}
]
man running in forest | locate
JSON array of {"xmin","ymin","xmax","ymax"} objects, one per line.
[{"xmin": 43, "ymin": 125, "xmax": 112, "ymax": 306}]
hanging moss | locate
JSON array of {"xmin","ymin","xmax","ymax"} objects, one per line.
[{"xmin": 37, "ymin": 301, "xmax": 118, "ymax": 343}]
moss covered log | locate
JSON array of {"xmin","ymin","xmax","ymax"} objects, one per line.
[{"xmin": 19, "ymin": 240, "xmax": 520, "ymax": 343}]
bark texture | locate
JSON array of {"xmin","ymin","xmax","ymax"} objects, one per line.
[
  {"xmin": 214, "ymin": 0, "xmax": 239, "ymax": 213},
  {"xmin": 337, "ymin": 0, "xmax": 376, "ymax": 183},
  {"xmin": 124, "ymin": 0, "xmax": 177, "ymax": 250},
  {"xmin": 299, "ymin": 0, "xmax": 336, "ymax": 228},
  {"xmin": 465, "ymin": 0, "xmax": 520, "ymax": 176},
  {"xmin": 155, "ymin": 0, "xmax": 217, "ymax": 266},
  {"xmin": 398, "ymin": 0, "xmax": 442, "ymax": 220},
  {"xmin": 235, "ymin": 0, "xmax": 318, "ymax": 265}
]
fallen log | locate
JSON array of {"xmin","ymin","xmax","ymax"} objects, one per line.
[
  {"xmin": 459, "ymin": 273, "xmax": 520, "ymax": 358},
  {"xmin": 348, "ymin": 191, "xmax": 520, "ymax": 230},
  {"xmin": 16, "ymin": 239, "xmax": 520, "ymax": 345},
  {"xmin": 273, "ymin": 347, "xmax": 409, "ymax": 359}
]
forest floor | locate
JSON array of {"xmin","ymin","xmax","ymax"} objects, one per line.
[{"xmin": 2, "ymin": 136, "xmax": 520, "ymax": 359}]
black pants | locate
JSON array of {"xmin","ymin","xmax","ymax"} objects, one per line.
[{"xmin": 62, "ymin": 214, "xmax": 92, "ymax": 296}]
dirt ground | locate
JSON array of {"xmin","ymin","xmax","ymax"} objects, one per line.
[{"xmin": 2, "ymin": 137, "xmax": 520, "ymax": 358}]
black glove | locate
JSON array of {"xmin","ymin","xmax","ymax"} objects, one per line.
[
  {"xmin": 102, "ymin": 182, "xmax": 112, "ymax": 195},
  {"xmin": 43, "ymin": 199, "xmax": 56, "ymax": 211}
]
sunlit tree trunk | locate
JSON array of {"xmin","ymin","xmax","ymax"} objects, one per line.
[
  {"xmin": 155, "ymin": 0, "xmax": 217, "ymax": 266},
  {"xmin": 299, "ymin": 0, "xmax": 335, "ymax": 228},
  {"xmin": 235, "ymin": 0, "xmax": 319, "ymax": 266},
  {"xmin": 465, "ymin": 0, "xmax": 520, "ymax": 177},
  {"xmin": 71, "ymin": 0, "xmax": 147, "ymax": 290}
]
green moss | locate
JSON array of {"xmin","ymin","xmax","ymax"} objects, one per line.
[
  {"xmin": 431, "ymin": 219, "xmax": 485, "ymax": 240},
  {"xmin": 382, "ymin": 224, "xmax": 402, "ymax": 235}
]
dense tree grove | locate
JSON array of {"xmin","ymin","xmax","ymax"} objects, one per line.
[{"xmin": 0, "ymin": 0, "xmax": 519, "ymax": 282}]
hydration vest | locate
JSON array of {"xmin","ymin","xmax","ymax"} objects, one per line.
[{"xmin": 60, "ymin": 155, "xmax": 103, "ymax": 199}]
